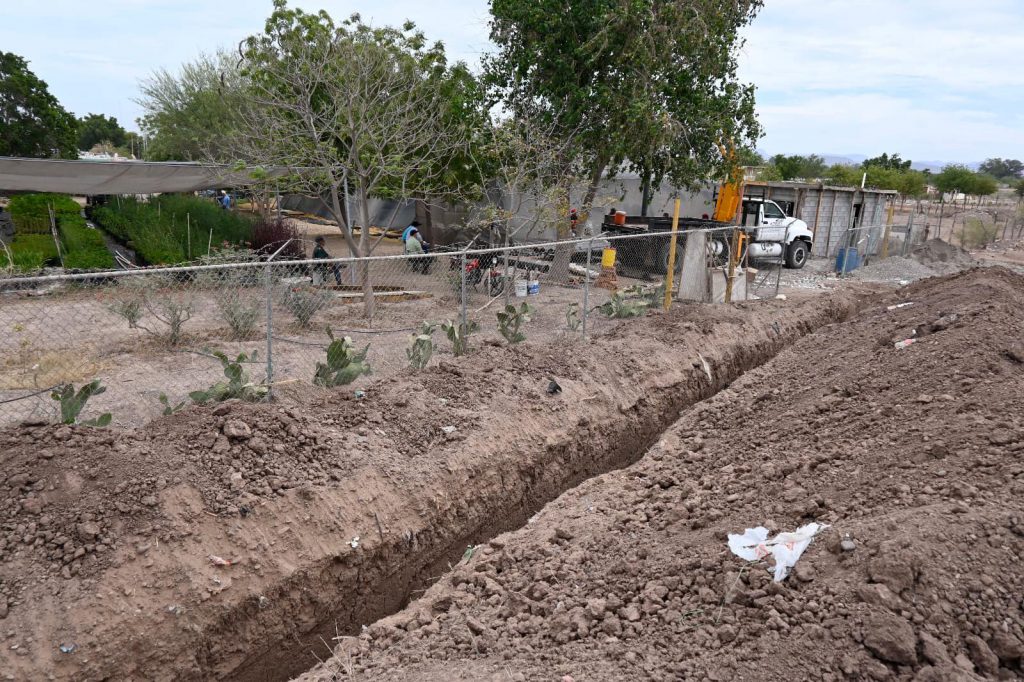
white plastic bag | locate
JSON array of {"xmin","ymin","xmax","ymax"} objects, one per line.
[{"xmin": 728, "ymin": 523, "xmax": 827, "ymax": 581}]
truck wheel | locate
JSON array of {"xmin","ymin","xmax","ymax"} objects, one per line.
[
  {"xmin": 785, "ymin": 240, "xmax": 809, "ymax": 269},
  {"xmin": 657, "ymin": 239, "xmax": 678, "ymax": 275}
]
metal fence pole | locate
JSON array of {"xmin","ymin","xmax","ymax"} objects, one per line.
[
  {"xmin": 460, "ymin": 252, "xmax": 468, "ymax": 330},
  {"xmin": 264, "ymin": 261, "xmax": 274, "ymax": 399},
  {"xmin": 583, "ymin": 238, "xmax": 593, "ymax": 340},
  {"xmin": 263, "ymin": 239, "xmax": 292, "ymax": 400}
]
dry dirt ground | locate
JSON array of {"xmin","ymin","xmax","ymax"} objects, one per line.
[
  {"xmin": 300, "ymin": 267, "xmax": 1024, "ymax": 682},
  {"xmin": 0, "ymin": 281, "xmax": 874, "ymax": 680}
]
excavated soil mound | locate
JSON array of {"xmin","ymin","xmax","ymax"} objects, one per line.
[
  {"xmin": 911, "ymin": 238, "xmax": 974, "ymax": 267},
  {"xmin": 0, "ymin": 288, "xmax": 870, "ymax": 680},
  {"xmin": 302, "ymin": 267, "xmax": 1024, "ymax": 681}
]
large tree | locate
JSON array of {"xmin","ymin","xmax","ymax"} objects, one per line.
[
  {"xmin": 484, "ymin": 0, "xmax": 762, "ymax": 229},
  {"xmin": 236, "ymin": 1, "xmax": 478, "ymax": 316},
  {"xmin": 77, "ymin": 113, "xmax": 127, "ymax": 151},
  {"xmin": 978, "ymin": 158, "xmax": 1023, "ymax": 181},
  {"xmin": 0, "ymin": 51, "xmax": 78, "ymax": 159},
  {"xmin": 770, "ymin": 154, "xmax": 826, "ymax": 181},
  {"xmin": 863, "ymin": 152, "xmax": 912, "ymax": 171},
  {"xmin": 137, "ymin": 51, "xmax": 246, "ymax": 161}
]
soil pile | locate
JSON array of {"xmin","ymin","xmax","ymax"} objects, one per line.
[
  {"xmin": 302, "ymin": 267, "xmax": 1024, "ymax": 681},
  {"xmin": 0, "ymin": 288, "xmax": 869, "ymax": 680}
]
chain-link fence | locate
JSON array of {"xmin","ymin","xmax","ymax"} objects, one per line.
[{"xmin": 0, "ymin": 227, "xmax": 778, "ymax": 427}]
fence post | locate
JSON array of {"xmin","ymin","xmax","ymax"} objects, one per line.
[
  {"xmin": 262, "ymin": 239, "xmax": 293, "ymax": 400},
  {"xmin": 880, "ymin": 203, "xmax": 894, "ymax": 259},
  {"xmin": 264, "ymin": 261, "xmax": 274, "ymax": 400},
  {"xmin": 663, "ymin": 198, "xmax": 681, "ymax": 310},
  {"xmin": 460, "ymin": 252, "xmax": 468, "ymax": 331},
  {"xmin": 583, "ymin": 238, "xmax": 593, "ymax": 339}
]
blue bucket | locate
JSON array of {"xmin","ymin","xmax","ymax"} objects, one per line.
[{"xmin": 836, "ymin": 247, "xmax": 860, "ymax": 273}]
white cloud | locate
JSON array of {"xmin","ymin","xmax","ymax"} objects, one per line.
[
  {"xmin": 739, "ymin": 0, "xmax": 1024, "ymax": 160},
  {"xmin": 1, "ymin": 0, "xmax": 1018, "ymax": 161},
  {"xmin": 757, "ymin": 93, "xmax": 1024, "ymax": 160}
]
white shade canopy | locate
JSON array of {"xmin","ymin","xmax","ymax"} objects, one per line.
[{"xmin": 0, "ymin": 157, "xmax": 272, "ymax": 195}]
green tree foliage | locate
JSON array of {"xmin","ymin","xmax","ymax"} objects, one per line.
[
  {"xmin": 484, "ymin": 0, "xmax": 763, "ymax": 213},
  {"xmin": 1016, "ymin": 178, "xmax": 1024, "ymax": 199},
  {"xmin": 863, "ymin": 153, "xmax": 912, "ymax": 171},
  {"xmin": 934, "ymin": 164, "xmax": 977, "ymax": 197},
  {"xmin": 77, "ymin": 113, "xmax": 127, "ymax": 151},
  {"xmin": 978, "ymin": 158, "xmax": 1024, "ymax": 181},
  {"xmin": 824, "ymin": 164, "xmax": 863, "ymax": 187},
  {"xmin": 736, "ymin": 146, "xmax": 765, "ymax": 167},
  {"xmin": 969, "ymin": 173, "xmax": 999, "ymax": 198},
  {"xmin": 769, "ymin": 154, "xmax": 826, "ymax": 180},
  {"xmin": 0, "ymin": 51, "xmax": 78, "ymax": 159},
  {"xmin": 137, "ymin": 51, "xmax": 245, "ymax": 161}
]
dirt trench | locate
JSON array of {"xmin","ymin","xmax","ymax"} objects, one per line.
[
  {"xmin": 0, "ymin": 288, "xmax": 871, "ymax": 681},
  {"xmin": 301, "ymin": 267, "xmax": 1024, "ymax": 681},
  {"xmin": 224, "ymin": 292, "xmax": 869, "ymax": 682}
]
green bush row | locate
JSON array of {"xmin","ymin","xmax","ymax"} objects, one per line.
[
  {"xmin": 1, "ymin": 234, "xmax": 60, "ymax": 271},
  {"xmin": 61, "ymin": 214, "xmax": 115, "ymax": 269},
  {"xmin": 93, "ymin": 195, "xmax": 254, "ymax": 265},
  {"xmin": 7, "ymin": 194, "xmax": 115, "ymax": 270}
]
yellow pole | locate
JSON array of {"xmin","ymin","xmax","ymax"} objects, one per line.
[
  {"xmin": 663, "ymin": 198, "xmax": 681, "ymax": 310},
  {"xmin": 880, "ymin": 202, "xmax": 895, "ymax": 259}
]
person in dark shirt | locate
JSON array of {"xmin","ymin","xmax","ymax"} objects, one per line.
[{"xmin": 312, "ymin": 236, "xmax": 344, "ymax": 285}]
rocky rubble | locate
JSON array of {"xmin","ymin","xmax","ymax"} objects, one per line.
[{"xmin": 302, "ymin": 267, "xmax": 1024, "ymax": 681}]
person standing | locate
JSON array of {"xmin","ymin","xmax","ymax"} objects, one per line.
[{"xmin": 312, "ymin": 236, "xmax": 343, "ymax": 285}]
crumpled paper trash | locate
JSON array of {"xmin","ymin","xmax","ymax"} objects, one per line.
[{"xmin": 728, "ymin": 523, "xmax": 828, "ymax": 581}]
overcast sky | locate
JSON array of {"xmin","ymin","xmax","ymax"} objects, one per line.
[{"xmin": 3, "ymin": 0, "xmax": 1022, "ymax": 164}]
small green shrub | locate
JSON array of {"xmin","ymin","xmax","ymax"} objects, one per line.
[
  {"xmin": 51, "ymin": 380, "xmax": 112, "ymax": 426},
  {"xmin": 441, "ymin": 319, "xmax": 479, "ymax": 357},
  {"xmin": 497, "ymin": 303, "xmax": 533, "ymax": 344},
  {"xmin": 313, "ymin": 329, "xmax": 371, "ymax": 387},
  {"xmin": 108, "ymin": 297, "xmax": 143, "ymax": 328},
  {"xmin": 958, "ymin": 218, "xmax": 999, "ymax": 249},
  {"xmin": 189, "ymin": 351, "xmax": 268, "ymax": 404},
  {"xmin": 217, "ymin": 291, "xmax": 262, "ymax": 339},
  {"xmin": 566, "ymin": 302, "xmax": 582, "ymax": 331},
  {"xmin": 596, "ymin": 285, "xmax": 662, "ymax": 319},
  {"xmin": 407, "ymin": 322, "xmax": 437, "ymax": 370},
  {"xmin": 281, "ymin": 287, "xmax": 333, "ymax": 327},
  {"xmin": 145, "ymin": 291, "xmax": 194, "ymax": 346},
  {"xmin": 158, "ymin": 393, "xmax": 186, "ymax": 416}
]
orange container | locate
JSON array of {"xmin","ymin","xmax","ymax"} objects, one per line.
[{"xmin": 613, "ymin": 210, "xmax": 627, "ymax": 226}]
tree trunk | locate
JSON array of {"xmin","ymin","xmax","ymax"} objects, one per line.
[
  {"xmin": 549, "ymin": 158, "xmax": 607, "ymax": 282},
  {"xmin": 641, "ymin": 173, "xmax": 652, "ymax": 217},
  {"xmin": 357, "ymin": 183, "xmax": 376, "ymax": 318}
]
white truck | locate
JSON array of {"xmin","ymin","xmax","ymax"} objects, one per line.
[
  {"xmin": 738, "ymin": 198, "xmax": 814, "ymax": 269},
  {"xmin": 600, "ymin": 198, "xmax": 814, "ymax": 273}
]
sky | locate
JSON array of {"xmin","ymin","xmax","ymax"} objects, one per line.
[{"xmin": 2, "ymin": 0, "xmax": 1022, "ymax": 164}]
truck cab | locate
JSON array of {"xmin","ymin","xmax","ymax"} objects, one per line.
[{"xmin": 740, "ymin": 198, "xmax": 813, "ymax": 268}]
